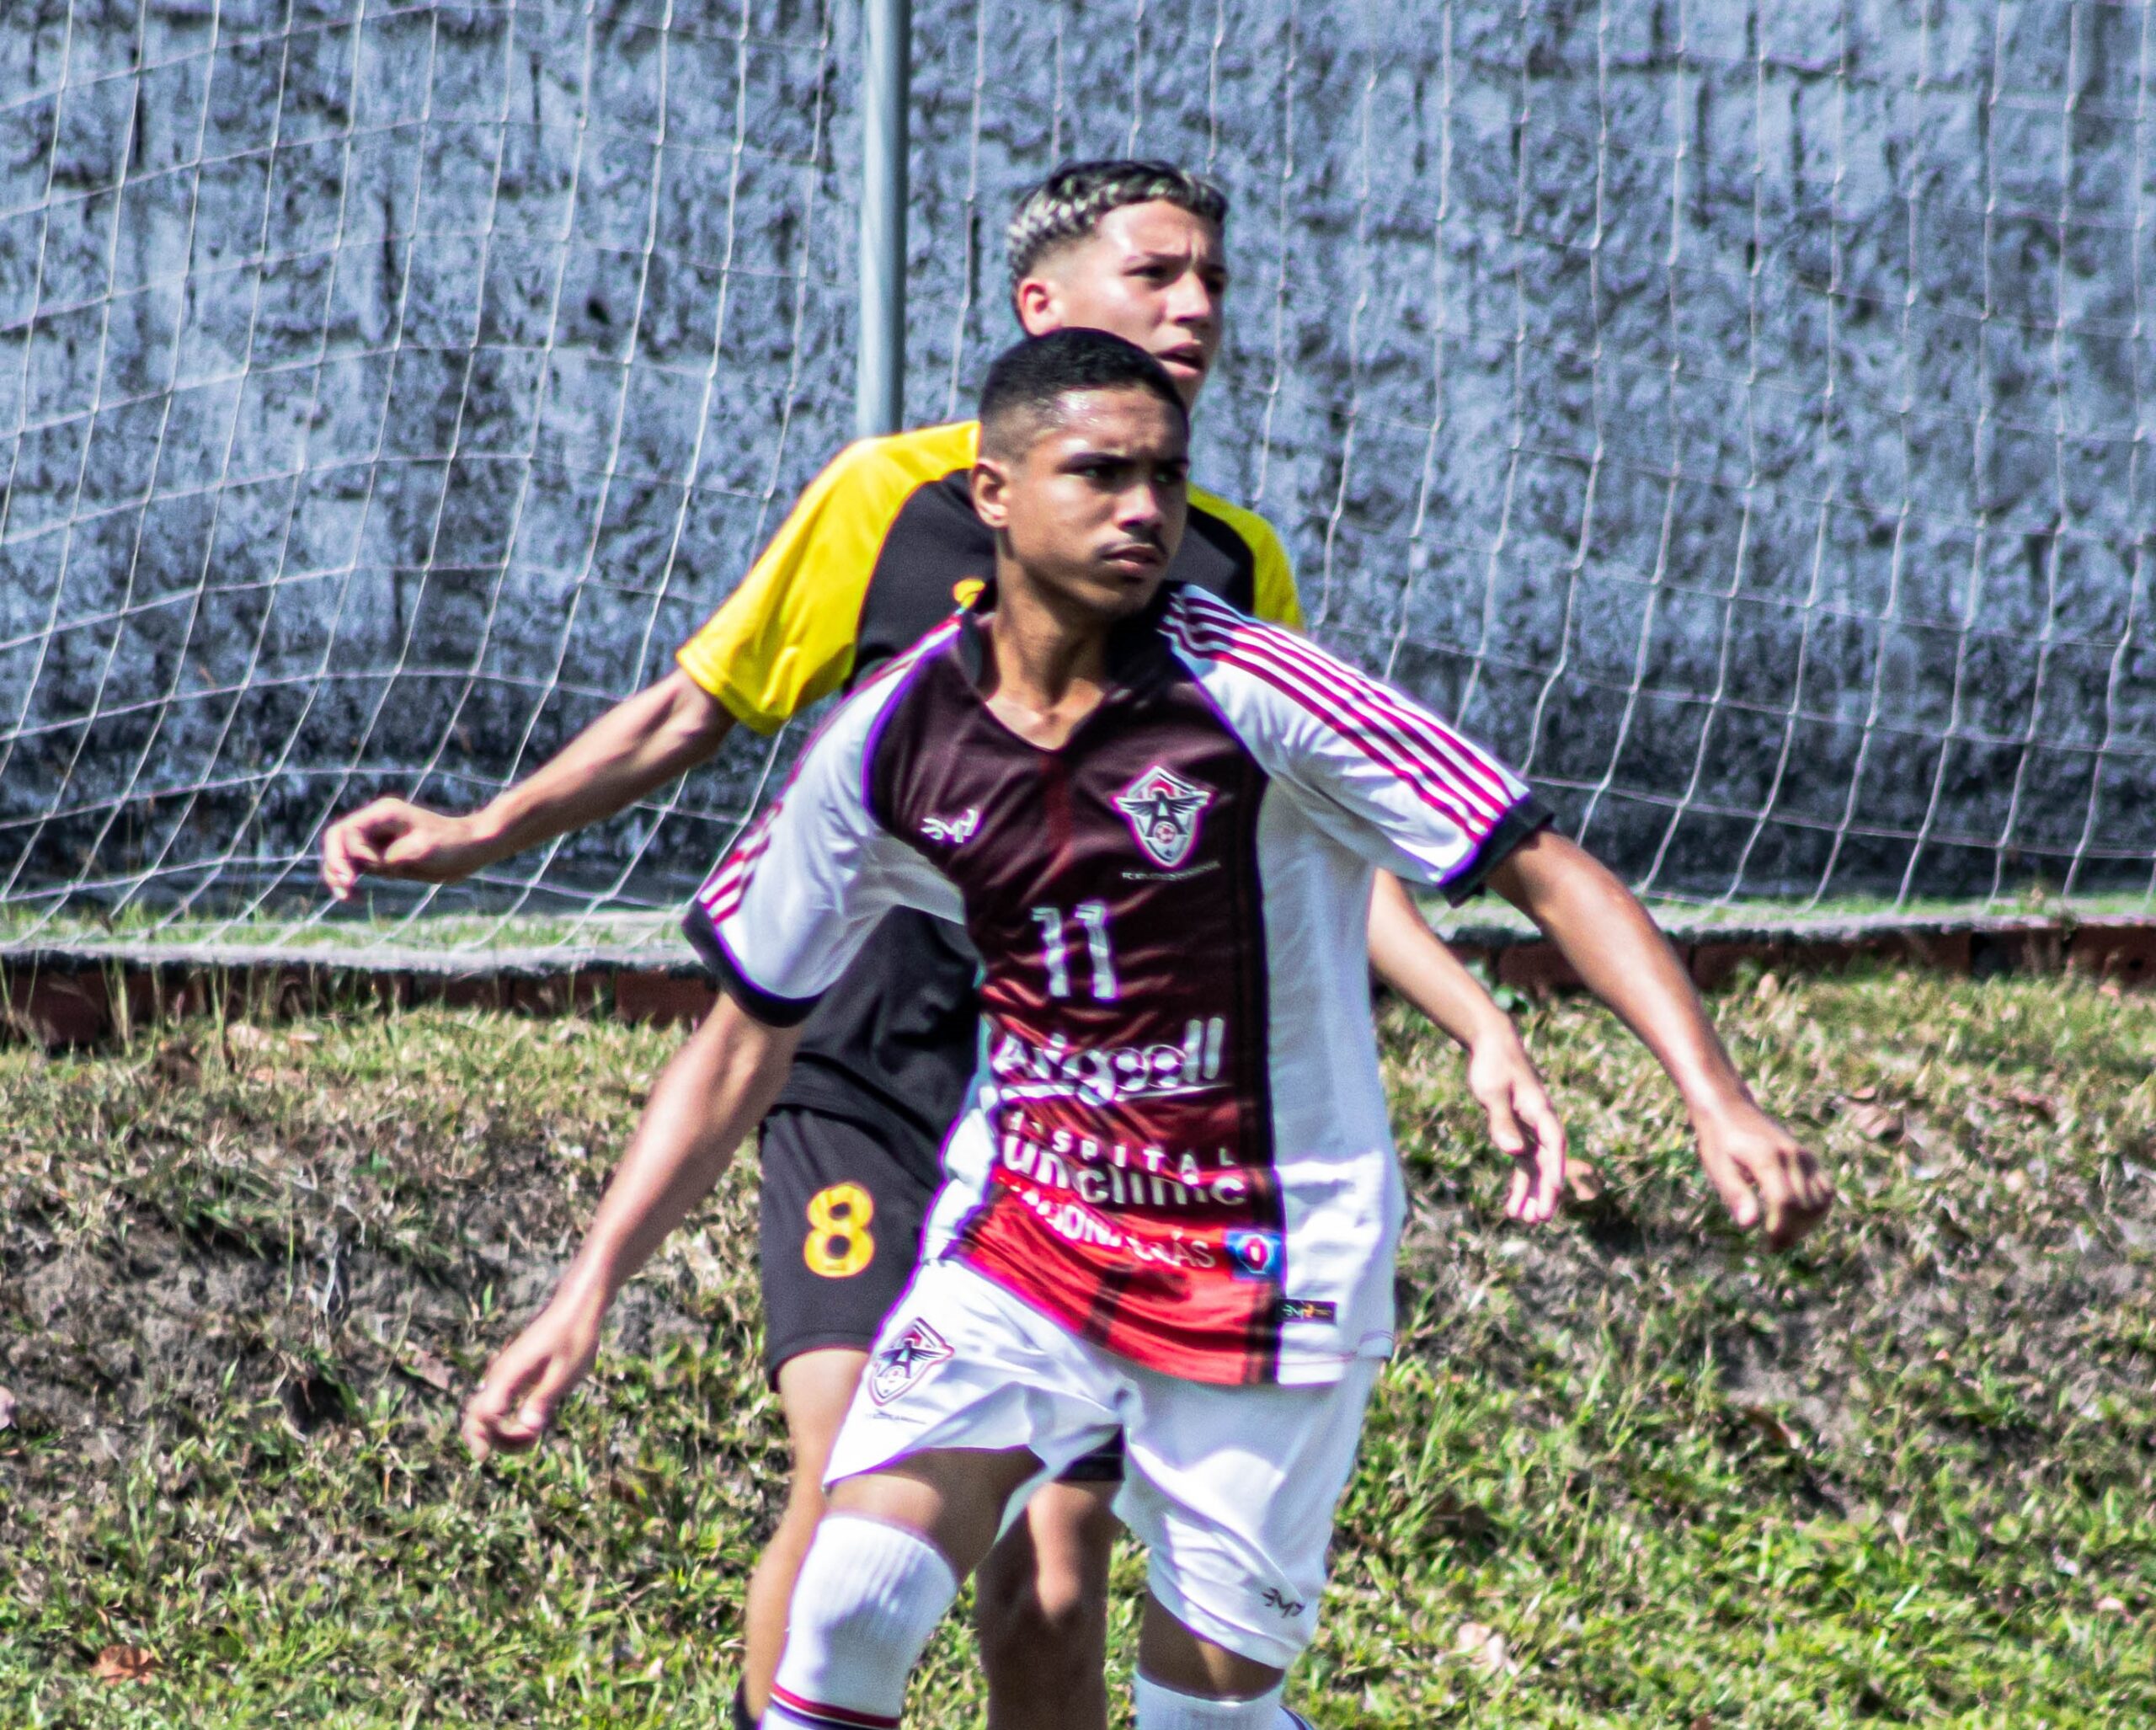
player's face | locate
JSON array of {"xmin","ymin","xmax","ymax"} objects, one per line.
[
  {"xmin": 1015, "ymin": 202, "xmax": 1228, "ymax": 409},
  {"xmin": 974, "ymin": 387, "xmax": 1190, "ymax": 623}
]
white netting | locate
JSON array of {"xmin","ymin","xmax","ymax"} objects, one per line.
[
  {"xmin": 2, "ymin": 0, "xmax": 2152, "ymax": 962},
  {"xmin": 912, "ymin": 0, "xmax": 2156, "ymax": 909},
  {"xmin": 0, "ymin": 0, "xmax": 851, "ymax": 955}
]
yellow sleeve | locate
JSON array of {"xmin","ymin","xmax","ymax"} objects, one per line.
[
  {"xmin": 673, "ymin": 446, "xmax": 883, "ymax": 733},
  {"xmin": 1246, "ymin": 514, "xmax": 1305, "ymax": 632},
  {"xmin": 1189, "ymin": 486, "xmax": 1305, "ymax": 630},
  {"xmin": 674, "ymin": 424, "xmax": 977, "ymax": 733}
]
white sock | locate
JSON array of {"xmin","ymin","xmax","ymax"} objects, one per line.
[
  {"xmin": 767, "ymin": 1515, "xmax": 958, "ymax": 1728},
  {"xmin": 1133, "ymin": 1673, "xmax": 1305, "ymax": 1729}
]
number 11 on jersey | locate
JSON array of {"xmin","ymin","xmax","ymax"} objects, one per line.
[{"xmin": 1030, "ymin": 901, "xmax": 1118, "ymax": 1001}]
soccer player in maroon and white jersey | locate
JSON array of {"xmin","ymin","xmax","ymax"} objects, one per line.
[
  {"xmin": 463, "ymin": 331, "xmax": 1832, "ymax": 1729},
  {"xmin": 327, "ymin": 159, "xmax": 1567, "ymax": 1730}
]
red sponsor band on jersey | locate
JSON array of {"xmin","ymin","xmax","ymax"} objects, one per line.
[
  {"xmin": 957, "ymin": 1158, "xmax": 1283, "ymax": 1383},
  {"xmin": 980, "ymin": 1096, "xmax": 1267, "ymax": 1343},
  {"xmin": 1010, "ymin": 1179, "xmax": 1222, "ymax": 1273}
]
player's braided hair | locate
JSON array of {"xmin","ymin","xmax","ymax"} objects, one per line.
[{"xmin": 1006, "ymin": 159, "xmax": 1230, "ymax": 300}]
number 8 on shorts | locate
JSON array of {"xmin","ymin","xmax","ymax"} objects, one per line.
[{"xmin": 803, "ymin": 1181, "xmax": 876, "ymax": 1278}]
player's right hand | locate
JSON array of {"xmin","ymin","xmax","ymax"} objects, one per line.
[
  {"xmin": 319, "ymin": 798, "xmax": 494, "ymax": 900},
  {"xmin": 461, "ymin": 1299, "xmax": 603, "ymax": 1462}
]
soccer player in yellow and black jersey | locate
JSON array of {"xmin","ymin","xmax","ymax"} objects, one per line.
[{"xmin": 321, "ymin": 160, "xmax": 1570, "ymax": 1730}]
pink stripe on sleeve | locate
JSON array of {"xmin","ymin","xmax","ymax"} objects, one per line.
[
  {"xmin": 1164, "ymin": 606, "xmax": 1512, "ymax": 838},
  {"xmin": 1175, "ymin": 590, "xmax": 1518, "ymax": 821}
]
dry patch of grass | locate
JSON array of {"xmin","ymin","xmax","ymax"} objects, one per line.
[{"xmin": 2, "ymin": 967, "xmax": 2153, "ymax": 1725}]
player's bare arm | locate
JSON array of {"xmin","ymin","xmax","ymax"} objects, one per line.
[
  {"xmin": 320, "ymin": 669, "xmax": 733, "ymax": 900},
  {"xmin": 1365, "ymin": 872, "xmax": 1566, "ymax": 1225},
  {"xmin": 462, "ymin": 995, "xmax": 796, "ymax": 1460},
  {"xmin": 1485, "ymin": 830, "xmax": 1833, "ymax": 1248}
]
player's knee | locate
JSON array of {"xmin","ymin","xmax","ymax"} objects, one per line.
[
  {"xmin": 773, "ymin": 1515, "xmax": 960, "ymax": 1720},
  {"xmin": 777, "ymin": 1461, "xmax": 830, "ymax": 1530},
  {"xmin": 791, "ymin": 1567, "xmax": 918, "ymax": 1673}
]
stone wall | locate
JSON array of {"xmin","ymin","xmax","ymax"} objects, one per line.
[{"xmin": 1, "ymin": 0, "xmax": 2148, "ymax": 925}]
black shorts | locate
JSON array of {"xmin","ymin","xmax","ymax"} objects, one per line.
[
  {"xmin": 755, "ymin": 1105, "xmax": 1123, "ymax": 1485},
  {"xmin": 758, "ymin": 1106, "xmax": 936, "ymax": 1378}
]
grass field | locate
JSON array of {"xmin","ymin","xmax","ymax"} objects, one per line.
[
  {"xmin": 3, "ymin": 965, "xmax": 2153, "ymax": 1726},
  {"xmin": 5, "ymin": 885, "xmax": 2152, "ymax": 963}
]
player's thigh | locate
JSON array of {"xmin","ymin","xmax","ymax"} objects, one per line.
[
  {"xmin": 775, "ymin": 1346, "xmax": 871, "ymax": 1498},
  {"xmin": 757, "ymin": 1108, "xmax": 933, "ymax": 1379},
  {"xmin": 1017, "ymin": 1476, "xmax": 1119, "ymax": 1607},
  {"xmin": 979, "ymin": 1423, "xmax": 1123, "ymax": 1626},
  {"xmin": 1117, "ymin": 1360, "xmax": 1382, "ymax": 1670}
]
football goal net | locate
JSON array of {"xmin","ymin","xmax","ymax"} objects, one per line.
[{"xmin": 1, "ymin": 0, "xmax": 2148, "ymax": 964}]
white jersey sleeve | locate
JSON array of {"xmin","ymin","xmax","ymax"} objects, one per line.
[
  {"xmin": 1161, "ymin": 586, "xmax": 1546, "ymax": 899},
  {"xmin": 682, "ymin": 631, "xmax": 964, "ymax": 1024}
]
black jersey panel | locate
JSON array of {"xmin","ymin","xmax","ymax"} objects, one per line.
[
  {"xmin": 1174, "ymin": 505, "xmax": 1260, "ymax": 613},
  {"xmin": 850, "ymin": 473, "xmax": 997, "ymax": 688},
  {"xmin": 869, "ymin": 630, "xmax": 1291, "ymax": 1382},
  {"xmin": 798, "ymin": 465, "xmax": 1275, "ymax": 1177},
  {"xmin": 772, "ymin": 908, "xmax": 981, "ymax": 1175}
]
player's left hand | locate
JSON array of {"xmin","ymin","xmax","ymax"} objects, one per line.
[
  {"xmin": 1465, "ymin": 1030, "xmax": 1567, "ymax": 1225},
  {"xmin": 1694, "ymin": 1101, "xmax": 1833, "ymax": 1250}
]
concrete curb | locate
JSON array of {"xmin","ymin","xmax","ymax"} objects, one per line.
[{"xmin": 5, "ymin": 911, "xmax": 2153, "ymax": 1047}]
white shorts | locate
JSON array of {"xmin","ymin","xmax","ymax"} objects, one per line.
[{"xmin": 825, "ymin": 1258, "xmax": 1380, "ymax": 1667}]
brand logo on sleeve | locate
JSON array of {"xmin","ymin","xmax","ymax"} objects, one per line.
[
  {"xmin": 1278, "ymin": 1297, "xmax": 1337, "ymax": 1324},
  {"xmin": 1114, "ymin": 765, "xmax": 1214, "ymax": 868},
  {"xmin": 921, "ymin": 808, "xmax": 980, "ymax": 846},
  {"xmin": 868, "ymin": 1318, "xmax": 954, "ymax": 1405}
]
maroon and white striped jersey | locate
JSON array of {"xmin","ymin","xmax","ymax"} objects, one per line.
[{"xmin": 688, "ymin": 585, "xmax": 1547, "ymax": 1386}]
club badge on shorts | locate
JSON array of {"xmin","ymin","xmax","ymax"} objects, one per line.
[
  {"xmin": 1114, "ymin": 764, "xmax": 1214, "ymax": 868},
  {"xmin": 867, "ymin": 1318, "xmax": 954, "ymax": 1405}
]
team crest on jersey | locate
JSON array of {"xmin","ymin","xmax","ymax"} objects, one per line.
[
  {"xmin": 1114, "ymin": 765, "xmax": 1214, "ymax": 868},
  {"xmin": 867, "ymin": 1319, "xmax": 953, "ymax": 1405}
]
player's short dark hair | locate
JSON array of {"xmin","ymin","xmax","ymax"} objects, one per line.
[
  {"xmin": 978, "ymin": 328, "xmax": 1189, "ymax": 460},
  {"xmin": 1006, "ymin": 159, "xmax": 1229, "ymax": 299}
]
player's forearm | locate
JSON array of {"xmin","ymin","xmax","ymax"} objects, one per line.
[
  {"xmin": 1365, "ymin": 871, "xmax": 1513, "ymax": 1050},
  {"xmin": 469, "ymin": 670, "xmax": 735, "ymax": 862},
  {"xmin": 1487, "ymin": 830, "xmax": 1753, "ymax": 1124},
  {"xmin": 556, "ymin": 996, "xmax": 798, "ymax": 1313}
]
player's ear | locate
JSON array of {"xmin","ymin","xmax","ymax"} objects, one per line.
[
  {"xmin": 972, "ymin": 455, "xmax": 1011, "ymax": 530},
  {"xmin": 1013, "ymin": 275, "xmax": 1060, "ymax": 337}
]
